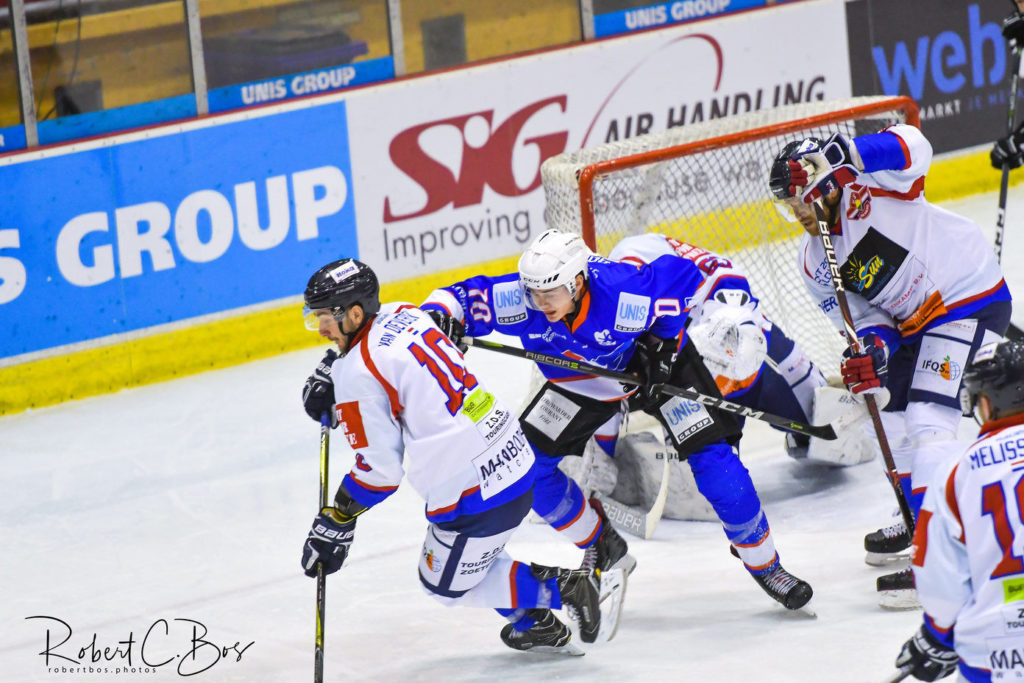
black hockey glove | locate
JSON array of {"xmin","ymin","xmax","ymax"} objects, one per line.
[
  {"xmin": 894, "ymin": 624, "xmax": 958, "ymax": 682},
  {"xmin": 302, "ymin": 349, "xmax": 338, "ymax": 424},
  {"xmin": 426, "ymin": 309, "xmax": 468, "ymax": 353},
  {"xmin": 301, "ymin": 507, "xmax": 357, "ymax": 578},
  {"xmin": 991, "ymin": 124, "xmax": 1024, "ymax": 170},
  {"xmin": 1003, "ymin": 10, "xmax": 1024, "ymax": 44},
  {"xmin": 629, "ymin": 332, "xmax": 677, "ymax": 409}
]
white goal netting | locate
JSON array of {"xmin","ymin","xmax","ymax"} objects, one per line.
[{"xmin": 541, "ymin": 96, "xmax": 918, "ymax": 378}]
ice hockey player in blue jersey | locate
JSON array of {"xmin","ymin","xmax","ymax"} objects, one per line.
[{"xmin": 423, "ymin": 229, "xmax": 813, "ymax": 612}]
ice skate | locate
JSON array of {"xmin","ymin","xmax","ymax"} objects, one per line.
[
  {"xmin": 500, "ymin": 609, "xmax": 583, "ymax": 656},
  {"xmin": 582, "ymin": 497, "xmax": 638, "ymax": 576},
  {"xmin": 864, "ymin": 520, "xmax": 911, "ymax": 566},
  {"xmin": 752, "ymin": 563, "xmax": 814, "ymax": 611},
  {"xmin": 877, "ymin": 567, "xmax": 920, "ymax": 610},
  {"xmin": 531, "ymin": 564, "xmax": 602, "ymax": 643}
]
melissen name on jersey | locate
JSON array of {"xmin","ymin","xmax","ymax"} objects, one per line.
[{"xmin": 968, "ymin": 436, "xmax": 1024, "ymax": 470}]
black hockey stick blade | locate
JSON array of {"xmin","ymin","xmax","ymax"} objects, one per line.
[
  {"xmin": 464, "ymin": 337, "xmax": 837, "ymax": 440},
  {"xmin": 1007, "ymin": 323, "xmax": 1024, "ymax": 342}
]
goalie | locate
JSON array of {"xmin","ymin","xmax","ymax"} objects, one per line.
[{"xmin": 597, "ymin": 232, "xmax": 877, "ymax": 470}]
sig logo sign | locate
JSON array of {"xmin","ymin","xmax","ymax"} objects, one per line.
[{"xmin": 383, "ymin": 96, "xmax": 568, "ymax": 222}]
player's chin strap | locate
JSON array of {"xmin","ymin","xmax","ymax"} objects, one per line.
[{"xmin": 463, "ymin": 337, "xmax": 838, "ymax": 440}]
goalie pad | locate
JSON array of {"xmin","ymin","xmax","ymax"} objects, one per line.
[
  {"xmin": 689, "ymin": 304, "xmax": 768, "ymax": 383},
  {"xmin": 804, "ymin": 385, "xmax": 877, "ymax": 466},
  {"xmin": 563, "ymin": 430, "xmax": 718, "ymax": 522}
]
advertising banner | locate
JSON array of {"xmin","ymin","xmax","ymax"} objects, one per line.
[
  {"xmin": 593, "ymin": 0, "xmax": 769, "ymax": 39},
  {"xmin": 346, "ymin": 0, "xmax": 851, "ymax": 277},
  {"xmin": 846, "ymin": 0, "xmax": 1017, "ymax": 153},
  {"xmin": 0, "ymin": 101, "xmax": 356, "ymax": 359}
]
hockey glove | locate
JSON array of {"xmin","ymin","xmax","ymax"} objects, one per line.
[
  {"xmin": 797, "ymin": 133, "xmax": 864, "ymax": 203},
  {"xmin": 629, "ymin": 332, "xmax": 677, "ymax": 409},
  {"xmin": 302, "ymin": 349, "xmax": 338, "ymax": 424},
  {"xmin": 894, "ymin": 624, "xmax": 958, "ymax": 682},
  {"xmin": 841, "ymin": 333, "xmax": 889, "ymax": 406},
  {"xmin": 1003, "ymin": 10, "xmax": 1024, "ymax": 44},
  {"xmin": 426, "ymin": 309, "xmax": 468, "ymax": 353},
  {"xmin": 991, "ymin": 124, "xmax": 1024, "ymax": 170},
  {"xmin": 301, "ymin": 507, "xmax": 357, "ymax": 578}
]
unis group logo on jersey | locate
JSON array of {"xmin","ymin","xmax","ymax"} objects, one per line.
[
  {"xmin": 920, "ymin": 355, "xmax": 962, "ymax": 382},
  {"xmin": 493, "ymin": 281, "xmax": 527, "ymax": 325},
  {"xmin": 614, "ymin": 292, "xmax": 650, "ymax": 333}
]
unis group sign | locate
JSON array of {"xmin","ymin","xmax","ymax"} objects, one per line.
[{"xmin": 0, "ymin": 102, "xmax": 357, "ymax": 359}]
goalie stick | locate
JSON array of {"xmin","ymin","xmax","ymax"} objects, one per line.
[
  {"xmin": 463, "ymin": 337, "xmax": 838, "ymax": 440},
  {"xmin": 811, "ymin": 201, "xmax": 914, "ymax": 535},
  {"xmin": 593, "ymin": 452, "xmax": 671, "ymax": 539},
  {"xmin": 314, "ymin": 412, "xmax": 331, "ymax": 683}
]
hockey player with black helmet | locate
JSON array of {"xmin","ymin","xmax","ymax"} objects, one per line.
[
  {"xmin": 891, "ymin": 339, "xmax": 1024, "ymax": 681},
  {"xmin": 298, "ymin": 257, "xmax": 619, "ymax": 654},
  {"xmin": 769, "ymin": 123, "xmax": 1013, "ymax": 607}
]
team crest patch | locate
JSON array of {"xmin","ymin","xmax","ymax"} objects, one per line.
[
  {"xmin": 594, "ymin": 329, "xmax": 617, "ymax": 346},
  {"xmin": 846, "ymin": 184, "xmax": 872, "ymax": 220}
]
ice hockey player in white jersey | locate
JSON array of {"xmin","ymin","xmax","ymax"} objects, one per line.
[
  {"xmin": 892, "ymin": 339, "xmax": 1024, "ymax": 682},
  {"xmin": 606, "ymin": 232, "xmax": 875, "ymax": 468},
  {"xmin": 298, "ymin": 258, "xmax": 614, "ymax": 654},
  {"xmin": 769, "ymin": 123, "xmax": 1013, "ymax": 603},
  {"xmin": 423, "ymin": 230, "xmax": 814, "ymax": 611}
]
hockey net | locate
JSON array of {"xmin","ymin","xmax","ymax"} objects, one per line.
[{"xmin": 541, "ymin": 96, "xmax": 920, "ymax": 379}]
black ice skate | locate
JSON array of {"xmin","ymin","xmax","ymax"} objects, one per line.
[
  {"xmin": 531, "ymin": 564, "xmax": 601, "ymax": 643},
  {"xmin": 877, "ymin": 567, "xmax": 920, "ymax": 610},
  {"xmin": 500, "ymin": 609, "xmax": 582, "ymax": 656},
  {"xmin": 582, "ymin": 497, "xmax": 638, "ymax": 576},
  {"xmin": 752, "ymin": 564, "xmax": 814, "ymax": 611},
  {"xmin": 864, "ymin": 520, "xmax": 911, "ymax": 566}
]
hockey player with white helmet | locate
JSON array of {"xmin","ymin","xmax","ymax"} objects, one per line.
[
  {"xmin": 769, "ymin": 123, "xmax": 1013, "ymax": 606},
  {"xmin": 298, "ymin": 258, "xmax": 615, "ymax": 655},
  {"xmin": 892, "ymin": 339, "xmax": 1024, "ymax": 682},
  {"xmin": 606, "ymin": 232, "xmax": 876, "ymax": 469},
  {"xmin": 423, "ymin": 229, "xmax": 814, "ymax": 613}
]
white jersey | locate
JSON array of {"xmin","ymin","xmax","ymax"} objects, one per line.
[
  {"xmin": 799, "ymin": 124, "xmax": 1007, "ymax": 344},
  {"xmin": 330, "ymin": 303, "xmax": 534, "ymax": 524},
  {"xmin": 609, "ymin": 233, "xmax": 767, "ymax": 330},
  {"xmin": 912, "ymin": 415, "xmax": 1024, "ymax": 673}
]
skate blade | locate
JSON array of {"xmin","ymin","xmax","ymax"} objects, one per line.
[
  {"xmin": 878, "ymin": 589, "xmax": 921, "ymax": 611},
  {"xmin": 597, "ymin": 568, "xmax": 627, "ymax": 642},
  {"xmin": 611, "ymin": 552, "xmax": 638, "ymax": 577},
  {"xmin": 864, "ymin": 551, "xmax": 909, "ymax": 567},
  {"xmin": 519, "ymin": 642, "xmax": 585, "ymax": 656}
]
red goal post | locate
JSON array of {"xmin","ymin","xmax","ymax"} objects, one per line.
[{"xmin": 540, "ymin": 96, "xmax": 920, "ymax": 377}]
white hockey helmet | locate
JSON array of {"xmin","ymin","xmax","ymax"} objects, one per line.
[{"xmin": 518, "ymin": 229, "xmax": 592, "ymax": 299}]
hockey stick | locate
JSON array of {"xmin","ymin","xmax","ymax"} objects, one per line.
[
  {"xmin": 464, "ymin": 337, "xmax": 837, "ymax": 439},
  {"xmin": 314, "ymin": 412, "xmax": 331, "ymax": 683},
  {"xmin": 884, "ymin": 664, "xmax": 913, "ymax": 683},
  {"xmin": 811, "ymin": 201, "xmax": 915, "ymax": 534},
  {"xmin": 996, "ymin": 34, "xmax": 1024, "ymax": 342},
  {"xmin": 594, "ymin": 452, "xmax": 672, "ymax": 539}
]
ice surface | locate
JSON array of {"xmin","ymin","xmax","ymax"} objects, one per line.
[{"xmin": 2, "ymin": 188, "xmax": 1022, "ymax": 681}]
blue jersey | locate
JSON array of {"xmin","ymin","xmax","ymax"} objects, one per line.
[{"xmin": 423, "ymin": 254, "xmax": 706, "ymax": 400}]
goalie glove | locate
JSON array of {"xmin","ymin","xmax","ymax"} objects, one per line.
[
  {"xmin": 796, "ymin": 133, "xmax": 864, "ymax": 203},
  {"xmin": 894, "ymin": 624, "xmax": 958, "ymax": 682},
  {"xmin": 688, "ymin": 305, "xmax": 767, "ymax": 382}
]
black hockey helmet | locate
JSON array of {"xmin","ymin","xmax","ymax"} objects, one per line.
[
  {"xmin": 960, "ymin": 339, "xmax": 1024, "ymax": 422},
  {"xmin": 303, "ymin": 258, "xmax": 381, "ymax": 330},
  {"xmin": 768, "ymin": 137, "xmax": 824, "ymax": 200}
]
